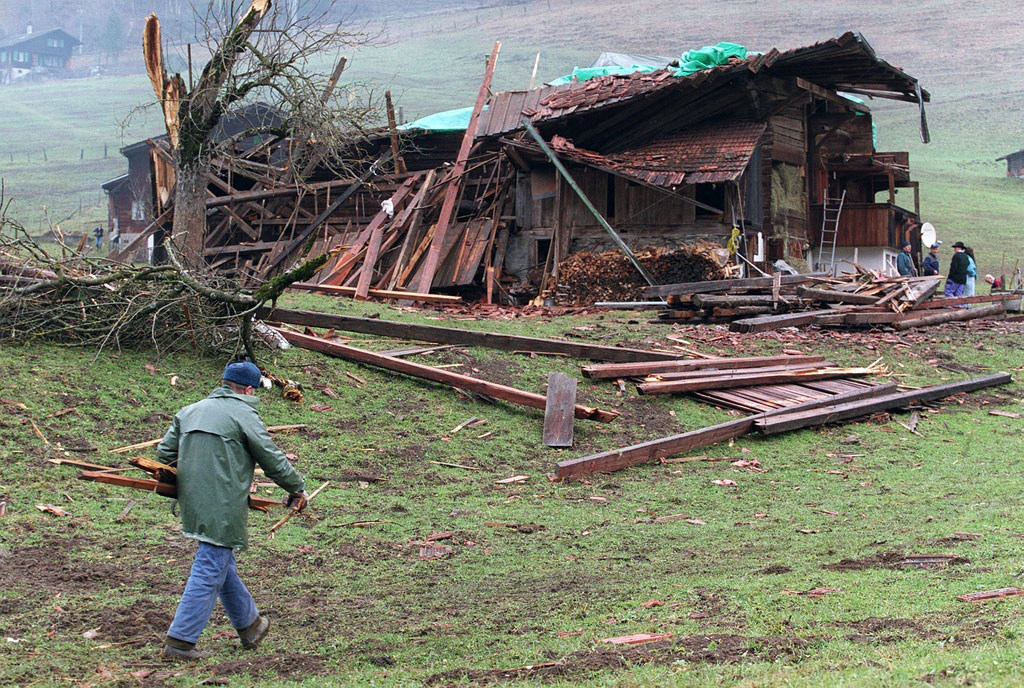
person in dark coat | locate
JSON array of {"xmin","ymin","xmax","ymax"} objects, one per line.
[
  {"xmin": 896, "ymin": 241, "xmax": 917, "ymax": 277},
  {"xmin": 944, "ymin": 242, "xmax": 969, "ymax": 297},
  {"xmin": 922, "ymin": 243, "xmax": 941, "ymax": 276}
]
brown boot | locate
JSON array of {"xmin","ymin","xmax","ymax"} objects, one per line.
[
  {"xmin": 161, "ymin": 636, "xmax": 210, "ymax": 660},
  {"xmin": 238, "ymin": 615, "xmax": 269, "ymax": 650}
]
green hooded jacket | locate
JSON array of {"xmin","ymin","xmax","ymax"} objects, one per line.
[{"xmin": 156, "ymin": 386, "xmax": 305, "ymax": 551}]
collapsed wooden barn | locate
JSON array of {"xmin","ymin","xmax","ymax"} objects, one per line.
[{"xmin": 101, "ymin": 32, "xmax": 932, "ymax": 302}]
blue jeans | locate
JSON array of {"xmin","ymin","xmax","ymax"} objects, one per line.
[{"xmin": 167, "ymin": 542, "xmax": 259, "ymax": 645}]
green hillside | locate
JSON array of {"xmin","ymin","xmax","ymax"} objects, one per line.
[{"xmin": 1, "ymin": 0, "xmax": 1022, "ymax": 272}]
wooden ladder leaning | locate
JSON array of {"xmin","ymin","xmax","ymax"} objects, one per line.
[{"xmin": 815, "ymin": 189, "xmax": 846, "ymax": 275}]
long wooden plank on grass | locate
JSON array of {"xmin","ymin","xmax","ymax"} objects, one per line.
[
  {"xmin": 554, "ymin": 383, "xmax": 897, "ymax": 480},
  {"xmin": 644, "ymin": 273, "xmax": 827, "ymax": 298},
  {"xmin": 78, "ymin": 471, "xmax": 286, "ymax": 509},
  {"xmin": 582, "ymin": 355, "xmax": 828, "ymax": 379},
  {"xmin": 256, "ymin": 306, "xmax": 688, "ymax": 363},
  {"xmin": 638, "ymin": 367, "xmax": 876, "ymax": 395},
  {"xmin": 287, "ymin": 282, "xmax": 461, "ymax": 304},
  {"xmin": 651, "ymin": 362, "xmax": 833, "ymax": 381},
  {"xmin": 757, "ymin": 373, "xmax": 1012, "ymax": 434},
  {"xmin": 278, "ymin": 328, "xmax": 619, "ymax": 422},
  {"xmin": 543, "ymin": 372, "xmax": 577, "ymax": 447}
]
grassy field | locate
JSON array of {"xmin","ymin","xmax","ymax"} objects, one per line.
[
  {"xmin": 2, "ymin": 2, "xmax": 1024, "ymax": 685},
  {"xmin": 1, "ymin": 291, "xmax": 1024, "ymax": 686}
]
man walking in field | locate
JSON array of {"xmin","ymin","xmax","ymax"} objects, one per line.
[{"xmin": 156, "ymin": 361, "xmax": 308, "ymax": 659}]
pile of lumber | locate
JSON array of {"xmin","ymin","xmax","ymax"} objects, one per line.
[
  {"xmin": 287, "ymin": 156, "xmax": 514, "ymax": 303},
  {"xmin": 557, "ymin": 244, "xmax": 728, "ymax": 305},
  {"xmin": 644, "ymin": 271, "xmax": 1013, "ymax": 331},
  {"xmin": 584, "ymin": 354, "xmax": 888, "ymax": 407},
  {"xmin": 560, "ymin": 353, "xmax": 1012, "ymax": 479}
]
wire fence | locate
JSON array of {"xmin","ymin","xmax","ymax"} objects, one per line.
[{"xmin": 0, "ymin": 144, "xmax": 117, "ymax": 165}]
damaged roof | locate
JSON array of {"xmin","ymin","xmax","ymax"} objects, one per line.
[
  {"xmin": 549, "ymin": 120, "xmax": 767, "ymax": 188},
  {"xmin": 525, "ymin": 32, "xmax": 927, "ymax": 126}
]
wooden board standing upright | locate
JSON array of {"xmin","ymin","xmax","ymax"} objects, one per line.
[{"xmin": 543, "ymin": 372, "xmax": 577, "ymax": 447}]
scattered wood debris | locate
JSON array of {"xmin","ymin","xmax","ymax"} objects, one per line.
[
  {"xmin": 646, "ymin": 273, "xmax": 1011, "ymax": 332},
  {"xmin": 957, "ymin": 588, "xmax": 1024, "ymax": 602},
  {"xmin": 601, "ymin": 632, "xmax": 674, "ymax": 646}
]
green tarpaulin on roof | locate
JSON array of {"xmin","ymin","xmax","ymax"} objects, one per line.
[
  {"xmin": 674, "ymin": 42, "xmax": 747, "ymax": 76},
  {"xmin": 547, "ymin": 64, "xmax": 661, "ymax": 86},
  {"xmin": 547, "ymin": 42, "xmax": 749, "ymax": 85},
  {"xmin": 397, "ymin": 105, "xmax": 486, "ymax": 133}
]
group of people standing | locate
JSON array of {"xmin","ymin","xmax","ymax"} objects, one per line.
[{"xmin": 899, "ymin": 240, "xmax": 999, "ymax": 297}]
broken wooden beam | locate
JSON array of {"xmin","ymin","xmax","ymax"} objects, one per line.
[
  {"xmin": 581, "ymin": 355, "xmax": 827, "ymax": 379},
  {"xmin": 262, "ymin": 152, "xmax": 391, "ymax": 276},
  {"xmin": 891, "ymin": 302, "xmax": 1006, "ymax": 330},
  {"xmin": 691, "ymin": 293, "xmax": 781, "ymax": 309},
  {"xmin": 729, "ymin": 309, "xmax": 834, "ymax": 333},
  {"xmin": 637, "ymin": 367, "xmax": 879, "ymax": 395},
  {"xmin": 796, "ymin": 286, "xmax": 880, "ymax": 305},
  {"xmin": 287, "ymin": 282, "xmax": 461, "ymax": 304},
  {"xmin": 644, "ymin": 273, "xmax": 827, "ymax": 298},
  {"xmin": 257, "ymin": 306, "xmax": 687, "ymax": 362},
  {"xmin": 757, "ymin": 373, "xmax": 1012, "ymax": 434},
  {"xmin": 543, "ymin": 372, "xmax": 577, "ymax": 447},
  {"xmin": 78, "ymin": 471, "xmax": 286, "ymax": 509},
  {"xmin": 278, "ymin": 329, "xmax": 619, "ymax": 422},
  {"xmin": 415, "ymin": 41, "xmax": 500, "ymax": 293},
  {"xmin": 554, "ymin": 383, "xmax": 895, "ymax": 480}
]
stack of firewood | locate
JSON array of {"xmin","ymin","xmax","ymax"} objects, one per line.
[{"xmin": 557, "ymin": 245, "xmax": 728, "ymax": 305}]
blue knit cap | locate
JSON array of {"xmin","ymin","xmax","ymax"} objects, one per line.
[{"xmin": 223, "ymin": 361, "xmax": 262, "ymax": 389}]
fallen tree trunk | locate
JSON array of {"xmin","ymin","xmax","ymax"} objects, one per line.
[
  {"xmin": 554, "ymin": 383, "xmax": 895, "ymax": 480},
  {"xmin": 278, "ymin": 329, "xmax": 619, "ymax": 422},
  {"xmin": 891, "ymin": 302, "xmax": 1006, "ymax": 330}
]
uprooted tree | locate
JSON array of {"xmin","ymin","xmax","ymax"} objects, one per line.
[
  {"xmin": 0, "ymin": 0, "xmax": 385, "ymax": 359},
  {"xmin": 144, "ymin": 0, "xmax": 378, "ymax": 269}
]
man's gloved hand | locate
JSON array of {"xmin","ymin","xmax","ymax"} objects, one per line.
[{"xmin": 286, "ymin": 491, "xmax": 309, "ymax": 512}]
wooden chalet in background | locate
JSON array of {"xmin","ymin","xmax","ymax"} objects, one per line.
[
  {"xmin": 0, "ymin": 27, "xmax": 80, "ymax": 84},
  {"xmin": 471, "ymin": 31, "xmax": 930, "ymax": 280},
  {"xmin": 101, "ymin": 32, "xmax": 932, "ymax": 299},
  {"xmin": 996, "ymin": 147, "xmax": 1024, "ymax": 179}
]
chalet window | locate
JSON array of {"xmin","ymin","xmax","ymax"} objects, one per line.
[
  {"xmin": 41, "ymin": 55, "xmax": 61, "ymax": 67},
  {"xmin": 131, "ymin": 200, "xmax": 145, "ymax": 221},
  {"xmin": 694, "ymin": 182, "xmax": 726, "ymax": 217},
  {"xmin": 0, "ymin": 51, "xmax": 7, "ymax": 62},
  {"xmin": 46, "ymin": 38, "xmax": 65, "ymax": 48},
  {"xmin": 12, "ymin": 51, "xmax": 29, "ymax": 63}
]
